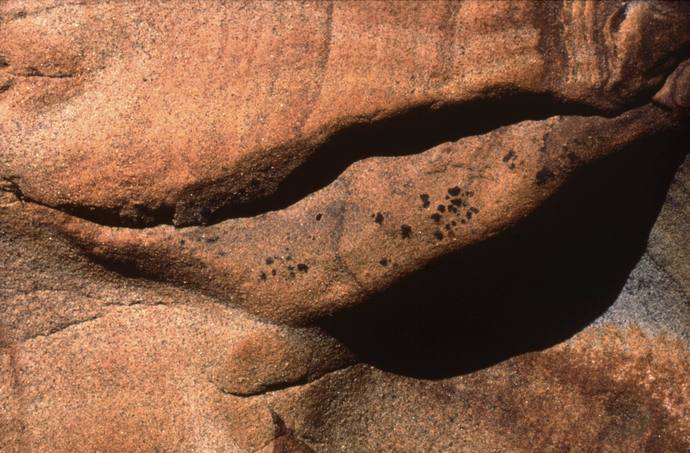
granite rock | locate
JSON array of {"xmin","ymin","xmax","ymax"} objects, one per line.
[{"xmin": 1, "ymin": 1, "xmax": 689, "ymax": 452}]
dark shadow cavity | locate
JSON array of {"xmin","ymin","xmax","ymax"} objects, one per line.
[
  {"xmin": 201, "ymin": 93, "xmax": 605, "ymax": 223},
  {"xmin": 319, "ymin": 128, "xmax": 688, "ymax": 379}
]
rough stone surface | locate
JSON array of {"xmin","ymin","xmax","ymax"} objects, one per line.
[
  {"xmin": 2, "ymin": 0, "xmax": 689, "ymax": 226},
  {"xmin": 1, "ymin": 1, "xmax": 689, "ymax": 452}
]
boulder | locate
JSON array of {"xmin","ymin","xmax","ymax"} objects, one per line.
[{"xmin": 1, "ymin": 1, "xmax": 689, "ymax": 451}]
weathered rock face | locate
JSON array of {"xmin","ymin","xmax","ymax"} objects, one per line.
[
  {"xmin": 2, "ymin": 0, "xmax": 689, "ymax": 226},
  {"xmin": 1, "ymin": 1, "xmax": 689, "ymax": 452}
]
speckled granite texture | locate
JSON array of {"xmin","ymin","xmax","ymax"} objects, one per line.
[{"xmin": 1, "ymin": 1, "xmax": 689, "ymax": 451}]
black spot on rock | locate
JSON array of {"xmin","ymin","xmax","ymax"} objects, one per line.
[
  {"xmin": 448, "ymin": 186, "xmax": 461, "ymax": 196},
  {"xmin": 374, "ymin": 212, "xmax": 384, "ymax": 225},
  {"xmin": 266, "ymin": 257, "xmax": 274, "ymax": 265},
  {"xmin": 450, "ymin": 198, "xmax": 462, "ymax": 207},
  {"xmin": 259, "ymin": 272, "xmax": 267, "ymax": 281},
  {"xmin": 401, "ymin": 224, "xmax": 413, "ymax": 239},
  {"xmin": 297, "ymin": 263, "xmax": 309, "ymax": 273},
  {"xmin": 437, "ymin": 205, "xmax": 446, "ymax": 213},
  {"xmin": 316, "ymin": 213, "xmax": 322, "ymax": 221},
  {"xmin": 420, "ymin": 193, "xmax": 430, "ymax": 208},
  {"xmin": 379, "ymin": 258, "xmax": 389, "ymax": 266},
  {"xmin": 536, "ymin": 167, "xmax": 555, "ymax": 185},
  {"xmin": 502, "ymin": 149, "xmax": 516, "ymax": 162},
  {"xmin": 470, "ymin": 207, "xmax": 479, "ymax": 214},
  {"xmin": 466, "ymin": 211, "xmax": 473, "ymax": 220},
  {"xmin": 431, "ymin": 213, "xmax": 442, "ymax": 223},
  {"xmin": 287, "ymin": 265, "xmax": 294, "ymax": 271},
  {"xmin": 271, "ymin": 269, "xmax": 277, "ymax": 276},
  {"xmin": 509, "ymin": 163, "xmax": 516, "ymax": 170},
  {"xmin": 179, "ymin": 239, "xmax": 186, "ymax": 246},
  {"xmin": 434, "ymin": 230, "xmax": 444, "ymax": 241}
]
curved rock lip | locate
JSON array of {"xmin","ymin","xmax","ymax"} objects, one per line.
[{"xmin": 48, "ymin": 101, "xmax": 686, "ymax": 325}]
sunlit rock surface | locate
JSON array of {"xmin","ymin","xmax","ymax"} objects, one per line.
[{"xmin": 1, "ymin": 1, "xmax": 689, "ymax": 451}]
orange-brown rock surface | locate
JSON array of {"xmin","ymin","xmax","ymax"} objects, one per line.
[{"xmin": 1, "ymin": 1, "xmax": 689, "ymax": 452}]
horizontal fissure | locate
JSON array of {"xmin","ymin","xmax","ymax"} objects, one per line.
[{"xmin": 4, "ymin": 91, "xmax": 658, "ymax": 229}]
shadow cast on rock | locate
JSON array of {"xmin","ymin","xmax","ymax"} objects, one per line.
[{"xmin": 320, "ymin": 128, "xmax": 688, "ymax": 379}]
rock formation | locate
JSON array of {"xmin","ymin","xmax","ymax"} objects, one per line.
[{"xmin": 1, "ymin": 1, "xmax": 689, "ymax": 451}]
